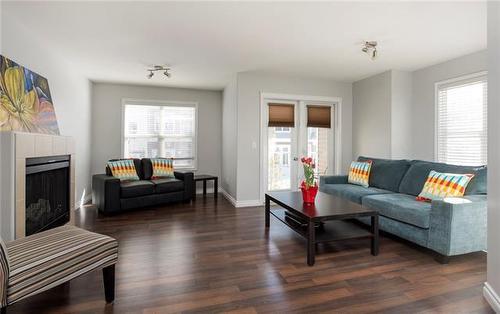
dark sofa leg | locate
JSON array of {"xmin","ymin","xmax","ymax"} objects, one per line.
[
  {"xmin": 435, "ymin": 254, "xmax": 450, "ymax": 264},
  {"xmin": 103, "ymin": 265, "xmax": 115, "ymax": 303}
]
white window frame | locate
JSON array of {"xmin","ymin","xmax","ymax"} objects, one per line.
[
  {"xmin": 121, "ymin": 98, "xmax": 199, "ymax": 170},
  {"xmin": 434, "ymin": 71, "xmax": 488, "ymax": 165},
  {"xmin": 275, "ymin": 127, "xmax": 291, "ymax": 133}
]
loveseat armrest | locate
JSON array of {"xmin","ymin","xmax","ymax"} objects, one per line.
[
  {"xmin": 320, "ymin": 175, "xmax": 348, "ymax": 185},
  {"xmin": 428, "ymin": 195, "xmax": 487, "ymax": 256},
  {"xmin": 174, "ymin": 171, "xmax": 194, "ymax": 201},
  {"xmin": 92, "ymin": 174, "xmax": 121, "ymax": 214}
]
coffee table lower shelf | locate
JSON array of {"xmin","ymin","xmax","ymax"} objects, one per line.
[{"xmin": 270, "ymin": 209, "xmax": 373, "ymax": 244}]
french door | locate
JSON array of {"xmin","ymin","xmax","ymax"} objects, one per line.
[{"xmin": 263, "ymin": 99, "xmax": 335, "ymax": 194}]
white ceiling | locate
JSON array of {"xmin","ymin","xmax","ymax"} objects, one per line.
[{"xmin": 3, "ymin": 1, "xmax": 486, "ymax": 90}]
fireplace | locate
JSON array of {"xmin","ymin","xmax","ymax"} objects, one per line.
[{"xmin": 25, "ymin": 155, "xmax": 70, "ymax": 236}]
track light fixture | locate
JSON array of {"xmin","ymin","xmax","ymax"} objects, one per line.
[
  {"xmin": 147, "ymin": 65, "xmax": 172, "ymax": 79},
  {"xmin": 362, "ymin": 41, "xmax": 378, "ymax": 60}
]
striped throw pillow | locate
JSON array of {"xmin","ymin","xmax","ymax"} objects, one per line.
[
  {"xmin": 0, "ymin": 237, "xmax": 9, "ymax": 307},
  {"xmin": 107, "ymin": 159, "xmax": 139, "ymax": 181},
  {"xmin": 348, "ymin": 160, "xmax": 372, "ymax": 187},
  {"xmin": 417, "ymin": 170, "xmax": 474, "ymax": 201},
  {"xmin": 151, "ymin": 158, "xmax": 174, "ymax": 179}
]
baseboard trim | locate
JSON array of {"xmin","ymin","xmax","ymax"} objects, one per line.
[
  {"xmin": 484, "ymin": 282, "xmax": 500, "ymax": 313},
  {"xmin": 235, "ymin": 199, "xmax": 263, "ymax": 208},
  {"xmin": 219, "ymin": 189, "xmax": 262, "ymax": 208},
  {"xmin": 220, "ymin": 189, "xmax": 237, "ymax": 207}
]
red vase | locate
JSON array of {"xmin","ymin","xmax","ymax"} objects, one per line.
[{"xmin": 301, "ymin": 185, "xmax": 318, "ymax": 204}]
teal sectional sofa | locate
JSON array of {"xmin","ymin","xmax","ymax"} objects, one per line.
[{"xmin": 319, "ymin": 157, "xmax": 487, "ymax": 262}]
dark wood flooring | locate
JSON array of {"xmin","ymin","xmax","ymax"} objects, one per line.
[{"xmin": 8, "ymin": 195, "xmax": 492, "ymax": 313}]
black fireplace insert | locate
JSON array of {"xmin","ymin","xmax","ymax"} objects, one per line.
[{"xmin": 25, "ymin": 155, "xmax": 70, "ymax": 236}]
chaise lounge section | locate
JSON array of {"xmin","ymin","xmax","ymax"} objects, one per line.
[{"xmin": 320, "ymin": 156, "xmax": 487, "ymax": 262}]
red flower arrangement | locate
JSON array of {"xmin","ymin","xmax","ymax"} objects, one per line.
[{"xmin": 300, "ymin": 157, "xmax": 318, "ymax": 203}]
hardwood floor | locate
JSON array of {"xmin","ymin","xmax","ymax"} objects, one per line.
[{"xmin": 8, "ymin": 195, "xmax": 492, "ymax": 313}]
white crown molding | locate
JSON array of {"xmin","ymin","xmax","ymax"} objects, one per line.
[{"xmin": 484, "ymin": 282, "xmax": 500, "ymax": 313}]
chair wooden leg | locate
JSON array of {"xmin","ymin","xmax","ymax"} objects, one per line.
[
  {"xmin": 1, "ymin": 306, "xmax": 7, "ymax": 314},
  {"xmin": 103, "ymin": 264, "xmax": 115, "ymax": 303}
]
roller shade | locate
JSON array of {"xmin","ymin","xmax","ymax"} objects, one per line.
[
  {"xmin": 307, "ymin": 105, "xmax": 331, "ymax": 128},
  {"xmin": 268, "ymin": 103, "xmax": 295, "ymax": 127},
  {"xmin": 436, "ymin": 75, "xmax": 487, "ymax": 166}
]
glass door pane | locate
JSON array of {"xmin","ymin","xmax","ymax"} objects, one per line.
[
  {"xmin": 268, "ymin": 127, "xmax": 294, "ymax": 191},
  {"xmin": 307, "ymin": 127, "xmax": 330, "ymax": 176}
]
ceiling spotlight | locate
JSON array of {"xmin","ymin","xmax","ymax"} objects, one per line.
[
  {"xmin": 362, "ymin": 41, "xmax": 378, "ymax": 60},
  {"xmin": 146, "ymin": 65, "xmax": 172, "ymax": 79}
]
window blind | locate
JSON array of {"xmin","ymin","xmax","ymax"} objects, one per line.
[
  {"xmin": 123, "ymin": 102, "xmax": 196, "ymax": 169},
  {"xmin": 268, "ymin": 103, "xmax": 295, "ymax": 127},
  {"xmin": 307, "ymin": 105, "xmax": 331, "ymax": 128},
  {"xmin": 436, "ymin": 75, "xmax": 487, "ymax": 166}
]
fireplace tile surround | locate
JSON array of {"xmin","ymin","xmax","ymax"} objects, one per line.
[{"xmin": 0, "ymin": 131, "xmax": 75, "ymax": 241}]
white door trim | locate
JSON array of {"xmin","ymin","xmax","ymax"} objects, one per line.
[{"xmin": 259, "ymin": 92, "xmax": 343, "ymax": 203}]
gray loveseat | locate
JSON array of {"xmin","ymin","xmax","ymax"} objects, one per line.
[{"xmin": 319, "ymin": 156, "xmax": 487, "ymax": 262}]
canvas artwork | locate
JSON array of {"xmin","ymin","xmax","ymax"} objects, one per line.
[{"xmin": 0, "ymin": 55, "xmax": 60, "ymax": 134}]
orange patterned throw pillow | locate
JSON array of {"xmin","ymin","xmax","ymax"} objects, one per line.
[
  {"xmin": 347, "ymin": 160, "xmax": 372, "ymax": 188},
  {"xmin": 416, "ymin": 171, "xmax": 474, "ymax": 202},
  {"xmin": 151, "ymin": 158, "xmax": 174, "ymax": 179},
  {"xmin": 107, "ymin": 159, "xmax": 139, "ymax": 181}
]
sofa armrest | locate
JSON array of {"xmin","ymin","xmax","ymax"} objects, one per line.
[
  {"xmin": 428, "ymin": 195, "xmax": 487, "ymax": 256},
  {"xmin": 92, "ymin": 174, "xmax": 121, "ymax": 214},
  {"xmin": 320, "ymin": 175, "xmax": 348, "ymax": 186},
  {"xmin": 175, "ymin": 171, "xmax": 194, "ymax": 201}
]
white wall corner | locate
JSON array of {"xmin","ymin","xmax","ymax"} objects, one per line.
[
  {"xmin": 484, "ymin": 282, "xmax": 500, "ymax": 313},
  {"xmin": 220, "ymin": 189, "xmax": 262, "ymax": 208},
  {"xmin": 220, "ymin": 188, "xmax": 237, "ymax": 207}
]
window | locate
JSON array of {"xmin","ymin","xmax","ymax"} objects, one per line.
[
  {"xmin": 436, "ymin": 73, "xmax": 487, "ymax": 166},
  {"xmin": 123, "ymin": 100, "xmax": 197, "ymax": 169},
  {"xmin": 275, "ymin": 127, "xmax": 291, "ymax": 133}
]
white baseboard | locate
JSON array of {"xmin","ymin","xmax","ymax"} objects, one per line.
[
  {"xmin": 219, "ymin": 189, "xmax": 262, "ymax": 208},
  {"xmin": 484, "ymin": 282, "xmax": 500, "ymax": 313},
  {"xmin": 220, "ymin": 189, "xmax": 237, "ymax": 206},
  {"xmin": 235, "ymin": 199, "xmax": 263, "ymax": 207}
]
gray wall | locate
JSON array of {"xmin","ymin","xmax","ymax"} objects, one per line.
[
  {"xmin": 1, "ymin": 14, "xmax": 93, "ymax": 206},
  {"xmin": 391, "ymin": 70, "xmax": 413, "ymax": 159},
  {"xmin": 411, "ymin": 50, "xmax": 487, "ymax": 160},
  {"xmin": 487, "ymin": 1, "xmax": 500, "ymax": 309},
  {"xmin": 90, "ymin": 83, "xmax": 223, "ymax": 182},
  {"xmin": 352, "ymin": 71, "xmax": 392, "ymax": 159},
  {"xmin": 222, "ymin": 76, "xmax": 238, "ymax": 198},
  {"xmin": 235, "ymin": 72, "xmax": 353, "ymax": 202}
]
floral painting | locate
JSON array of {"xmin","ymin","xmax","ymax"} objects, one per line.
[{"xmin": 0, "ymin": 55, "xmax": 60, "ymax": 134}]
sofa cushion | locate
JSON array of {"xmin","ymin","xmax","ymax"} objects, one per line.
[
  {"xmin": 152, "ymin": 178, "xmax": 184, "ymax": 194},
  {"xmin": 347, "ymin": 160, "xmax": 372, "ymax": 187},
  {"xmin": 399, "ymin": 161, "xmax": 487, "ymax": 196},
  {"xmin": 320, "ymin": 184, "xmax": 393, "ymax": 204},
  {"xmin": 362, "ymin": 193, "xmax": 432, "ymax": 228},
  {"xmin": 120, "ymin": 180, "xmax": 155, "ymax": 198},
  {"xmin": 358, "ymin": 156, "xmax": 411, "ymax": 192},
  {"xmin": 106, "ymin": 158, "xmax": 143, "ymax": 179}
]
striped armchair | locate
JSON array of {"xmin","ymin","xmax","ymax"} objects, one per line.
[{"xmin": 0, "ymin": 226, "xmax": 118, "ymax": 313}]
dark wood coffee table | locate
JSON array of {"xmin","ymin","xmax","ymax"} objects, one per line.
[{"xmin": 265, "ymin": 191, "xmax": 379, "ymax": 266}]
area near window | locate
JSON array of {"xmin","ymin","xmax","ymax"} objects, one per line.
[
  {"xmin": 122, "ymin": 99, "xmax": 197, "ymax": 169},
  {"xmin": 436, "ymin": 72, "xmax": 487, "ymax": 166}
]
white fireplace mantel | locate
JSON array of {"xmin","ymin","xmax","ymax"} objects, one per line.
[{"xmin": 0, "ymin": 131, "xmax": 75, "ymax": 241}]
